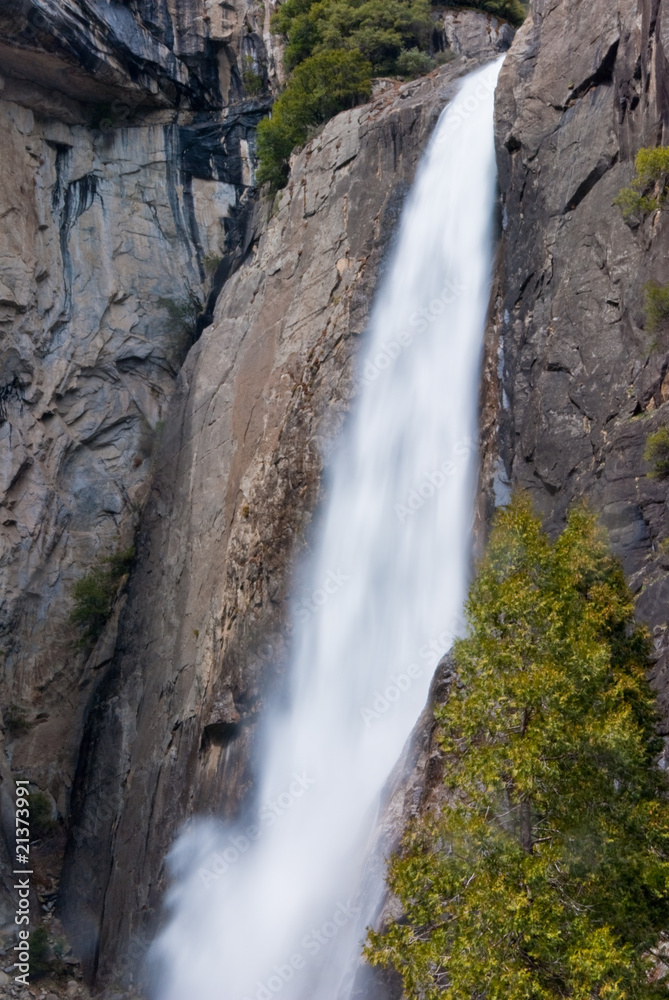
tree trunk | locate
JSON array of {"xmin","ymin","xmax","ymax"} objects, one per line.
[{"xmin": 520, "ymin": 799, "xmax": 532, "ymax": 853}]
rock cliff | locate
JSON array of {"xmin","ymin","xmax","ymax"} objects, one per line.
[
  {"xmin": 483, "ymin": 0, "xmax": 669, "ymax": 724},
  {"xmin": 12, "ymin": 0, "xmax": 669, "ymax": 995},
  {"xmin": 0, "ymin": 0, "xmax": 272, "ymax": 963},
  {"xmin": 57, "ymin": 17, "xmax": 513, "ymax": 989}
]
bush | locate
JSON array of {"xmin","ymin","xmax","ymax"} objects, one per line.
[
  {"xmin": 273, "ymin": 0, "xmax": 433, "ymax": 75},
  {"xmin": 70, "ymin": 547, "xmax": 135, "ymax": 647},
  {"xmin": 202, "ymin": 252, "xmax": 223, "ymax": 274},
  {"xmin": 242, "ymin": 55, "xmax": 265, "ymax": 96},
  {"xmin": 615, "ymin": 145, "xmax": 669, "ymax": 223},
  {"xmin": 30, "ymin": 926, "xmax": 51, "ymax": 979},
  {"xmin": 30, "ymin": 791, "xmax": 57, "ymax": 838},
  {"xmin": 366, "ymin": 495, "xmax": 669, "ymax": 1000},
  {"xmin": 396, "ymin": 47, "xmax": 435, "ymax": 78},
  {"xmin": 634, "ymin": 145, "xmax": 669, "ymax": 186},
  {"xmin": 644, "ymin": 427, "xmax": 669, "ymax": 479},
  {"xmin": 3, "ymin": 704, "xmax": 29, "ymax": 736},
  {"xmin": 645, "ymin": 281, "xmax": 669, "ymax": 332},
  {"xmin": 257, "ymin": 50, "xmax": 372, "ymax": 189},
  {"xmin": 447, "ymin": 0, "xmax": 527, "ymax": 25},
  {"xmin": 614, "ymin": 185, "xmax": 657, "ymax": 223}
]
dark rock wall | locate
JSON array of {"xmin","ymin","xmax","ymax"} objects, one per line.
[
  {"xmin": 481, "ymin": 0, "xmax": 669, "ymax": 726},
  {"xmin": 0, "ymin": 0, "xmax": 277, "ymax": 110}
]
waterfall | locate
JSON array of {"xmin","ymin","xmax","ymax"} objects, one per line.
[{"xmin": 151, "ymin": 57, "xmax": 503, "ymax": 1000}]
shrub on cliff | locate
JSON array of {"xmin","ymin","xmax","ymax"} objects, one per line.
[
  {"xmin": 365, "ymin": 494, "xmax": 669, "ymax": 999},
  {"xmin": 29, "ymin": 926, "xmax": 51, "ymax": 978},
  {"xmin": 447, "ymin": 0, "xmax": 526, "ymax": 27},
  {"xmin": 645, "ymin": 281, "xmax": 669, "ymax": 333},
  {"xmin": 256, "ymin": 50, "xmax": 372, "ymax": 189},
  {"xmin": 273, "ymin": 0, "xmax": 433, "ymax": 74},
  {"xmin": 645, "ymin": 427, "xmax": 669, "ymax": 480},
  {"xmin": 615, "ymin": 145, "xmax": 669, "ymax": 223},
  {"xmin": 30, "ymin": 791, "xmax": 58, "ymax": 838},
  {"xmin": 70, "ymin": 546, "xmax": 135, "ymax": 647}
]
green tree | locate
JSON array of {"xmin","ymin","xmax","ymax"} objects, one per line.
[
  {"xmin": 70, "ymin": 546, "xmax": 135, "ymax": 647},
  {"xmin": 615, "ymin": 145, "xmax": 669, "ymax": 223},
  {"xmin": 256, "ymin": 49, "xmax": 372, "ymax": 189},
  {"xmin": 260, "ymin": 0, "xmax": 526, "ymax": 188},
  {"xmin": 366, "ymin": 494, "xmax": 669, "ymax": 999},
  {"xmin": 445, "ymin": 0, "xmax": 526, "ymax": 26},
  {"xmin": 273, "ymin": 0, "xmax": 433, "ymax": 74}
]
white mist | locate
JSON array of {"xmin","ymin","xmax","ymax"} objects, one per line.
[{"xmin": 151, "ymin": 57, "xmax": 503, "ymax": 1000}]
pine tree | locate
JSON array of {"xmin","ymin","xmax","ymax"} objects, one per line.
[{"xmin": 365, "ymin": 495, "xmax": 669, "ymax": 999}]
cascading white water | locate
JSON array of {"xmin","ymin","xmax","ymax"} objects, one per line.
[{"xmin": 151, "ymin": 57, "xmax": 503, "ymax": 1000}]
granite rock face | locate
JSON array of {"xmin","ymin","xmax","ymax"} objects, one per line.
[
  {"xmin": 438, "ymin": 7, "xmax": 515, "ymax": 60},
  {"xmin": 0, "ymin": 88, "xmax": 265, "ymax": 798},
  {"xmin": 0, "ymin": 0, "xmax": 271, "ymax": 945},
  {"xmin": 0, "ymin": 0, "xmax": 280, "ymax": 111},
  {"xmin": 480, "ymin": 0, "xmax": 669, "ymax": 725},
  {"xmin": 57, "ymin": 18, "xmax": 512, "ymax": 989}
]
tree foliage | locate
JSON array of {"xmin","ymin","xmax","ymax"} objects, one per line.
[
  {"xmin": 70, "ymin": 547, "xmax": 135, "ymax": 647},
  {"xmin": 273, "ymin": 0, "xmax": 433, "ymax": 74},
  {"xmin": 615, "ymin": 146, "xmax": 669, "ymax": 224},
  {"xmin": 644, "ymin": 281, "xmax": 669, "ymax": 333},
  {"xmin": 258, "ymin": 0, "xmax": 526, "ymax": 188},
  {"xmin": 256, "ymin": 49, "xmax": 372, "ymax": 189},
  {"xmin": 644, "ymin": 428, "xmax": 669, "ymax": 480},
  {"xmin": 366, "ymin": 494, "xmax": 669, "ymax": 999},
  {"xmin": 445, "ymin": 0, "xmax": 526, "ymax": 26}
]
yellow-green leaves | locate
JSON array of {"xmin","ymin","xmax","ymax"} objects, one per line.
[
  {"xmin": 365, "ymin": 494, "xmax": 669, "ymax": 999},
  {"xmin": 615, "ymin": 145, "xmax": 669, "ymax": 224},
  {"xmin": 644, "ymin": 427, "xmax": 669, "ymax": 480},
  {"xmin": 273, "ymin": 0, "xmax": 433, "ymax": 74},
  {"xmin": 256, "ymin": 50, "xmax": 372, "ymax": 189}
]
